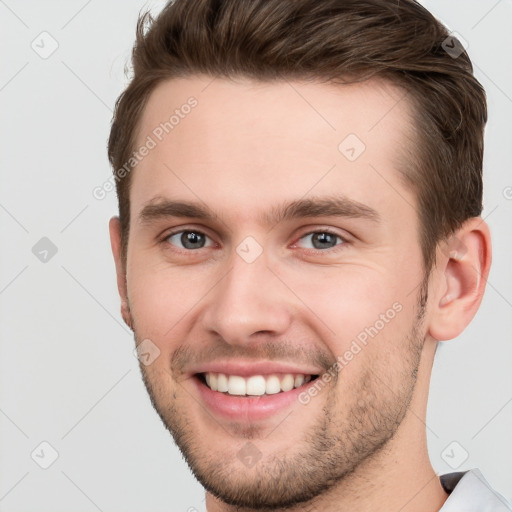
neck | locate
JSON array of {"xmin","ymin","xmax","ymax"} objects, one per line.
[{"xmin": 206, "ymin": 439, "xmax": 448, "ymax": 512}]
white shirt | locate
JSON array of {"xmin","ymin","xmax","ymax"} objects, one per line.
[{"xmin": 439, "ymin": 468, "xmax": 512, "ymax": 511}]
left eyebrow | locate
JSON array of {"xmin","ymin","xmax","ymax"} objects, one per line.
[
  {"xmin": 137, "ymin": 194, "xmax": 381, "ymax": 228},
  {"xmin": 264, "ymin": 195, "xmax": 380, "ymax": 226}
]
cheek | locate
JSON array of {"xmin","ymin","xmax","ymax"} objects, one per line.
[
  {"xmin": 126, "ymin": 263, "xmax": 205, "ymax": 342},
  {"xmin": 284, "ymin": 265, "xmax": 409, "ymax": 341},
  {"xmin": 286, "ymin": 264, "xmax": 421, "ymax": 384}
]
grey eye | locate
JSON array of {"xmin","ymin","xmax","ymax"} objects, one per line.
[
  {"xmin": 166, "ymin": 230, "xmax": 213, "ymax": 250},
  {"xmin": 297, "ymin": 232, "xmax": 344, "ymax": 250}
]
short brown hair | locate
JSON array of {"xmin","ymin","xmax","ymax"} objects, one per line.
[{"xmin": 108, "ymin": 0, "xmax": 487, "ymax": 275}]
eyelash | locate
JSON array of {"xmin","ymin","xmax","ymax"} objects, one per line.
[{"xmin": 159, "ymin": 227, "xmax": 349, "ymax": 254}]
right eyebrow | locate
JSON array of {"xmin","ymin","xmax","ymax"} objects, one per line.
[{"xmin": 138, "ymin": 198, "xmax": 218, "ymax": 225}]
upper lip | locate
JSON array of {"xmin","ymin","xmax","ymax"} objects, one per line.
[{"xmin": 188, "ymin": 360, "xmax": 323, "ymax": 378}]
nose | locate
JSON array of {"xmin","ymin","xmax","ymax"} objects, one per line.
[{"xmin": 200, "ymin": 247, "xmax": 293, "ymax": 346}]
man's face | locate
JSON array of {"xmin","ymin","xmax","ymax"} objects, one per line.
[{"xmin": 116, "ymin": 75, "xmax": 433, "ymax": 508}]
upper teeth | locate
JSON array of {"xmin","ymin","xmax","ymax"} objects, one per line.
[{"xmin": 204, "ymin": 373, "xmax": 312, "ymax": 396}]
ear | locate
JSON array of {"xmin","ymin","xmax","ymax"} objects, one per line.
[
  {"xmin": 427, "ymin": 217, "xmax": 492, "ymax": 341},
  {"xmin": 109, "ymin": 216, "xmax": 133, "ymax": 330}
]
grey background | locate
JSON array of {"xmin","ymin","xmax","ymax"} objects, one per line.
[{"xmin": 0, "ymin": 0, "xmax": 511, "ymax": 510}]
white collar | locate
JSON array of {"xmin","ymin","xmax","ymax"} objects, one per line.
[{"xmin": 439, "ymin": 468, "xmax": 512, "ymax": 511}]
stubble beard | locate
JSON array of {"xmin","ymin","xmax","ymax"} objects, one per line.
[{"xmin": 134, "ymin": 285, "xmax": 428, "ymax": 510}]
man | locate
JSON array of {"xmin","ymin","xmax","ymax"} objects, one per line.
[{"xmin": 107, "ymin": 0, "xmax": 511, "ymax": 510}]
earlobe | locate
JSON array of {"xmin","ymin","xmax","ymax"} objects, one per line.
[
  {"xmin": 109, "ymin": 216, "xmax": 133, "ymax": 330},
  {"xmin": 427, "ymin": 218, "xmax": 492, "ymax": 341}
]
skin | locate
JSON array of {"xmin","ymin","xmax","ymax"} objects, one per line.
[{"xmin": 109, "ymin": 75, "xmax": 492, "ymax": 511}]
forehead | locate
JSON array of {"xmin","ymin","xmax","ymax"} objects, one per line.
[{"xmin": 130, "ymin": 75, "xmax": 416, "ymax": 226}]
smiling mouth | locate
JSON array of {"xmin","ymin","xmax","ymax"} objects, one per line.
[{"xmin": 196, "ymin": 372, "xmax": 319, "ymax": 397}]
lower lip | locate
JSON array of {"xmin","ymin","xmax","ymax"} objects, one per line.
[{"xmin": 192, "ymin": 375, "xmax": 319, "ymax": 422}]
